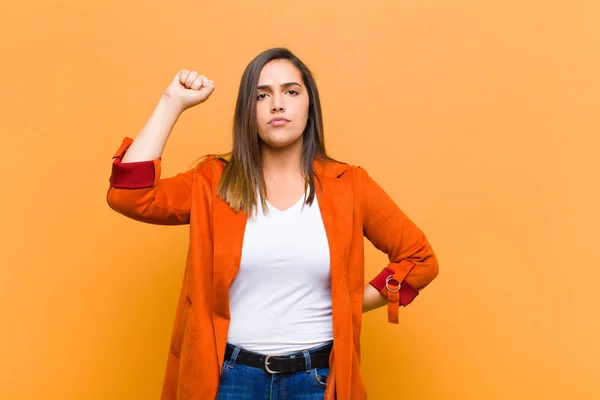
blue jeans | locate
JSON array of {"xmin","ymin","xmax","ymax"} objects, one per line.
[{"xmin": 216, "ymin": 341, "xmax": 332, "ymax": 399}]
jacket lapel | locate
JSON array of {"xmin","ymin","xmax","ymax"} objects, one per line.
[
  {"xmin": 313, "ymin": 160, "xmax": 353, "ymax": 283},
  {"xmin": 314, "ymin": 160, "xmax": 354, "ymax": 399},
  {"xmin": 212, "ymin": 190, "xmax": 247, "ymax": 366}
]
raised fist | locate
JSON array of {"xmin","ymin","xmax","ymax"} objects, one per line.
[{"xmin": 163, "ymin": 70, "xmax": 215, "ymax": 112}]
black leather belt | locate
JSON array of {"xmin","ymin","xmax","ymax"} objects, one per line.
[{"xmin": 225, "ymin": 343, "xmax": 332, "ymax": 374}]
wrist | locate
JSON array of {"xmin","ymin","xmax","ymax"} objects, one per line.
[{"xmin": 158, "ymin": 94, "xmax": 185, "ymax": 116}]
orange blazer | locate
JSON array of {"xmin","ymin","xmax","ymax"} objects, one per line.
[{"xmin": 107, "ymin": 137, "xmax": 439, "ymax": 399}]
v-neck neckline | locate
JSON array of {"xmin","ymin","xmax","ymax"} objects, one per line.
[{"xmin": 265, "ymin": 191, "xmax": 308, "ymax": 214}]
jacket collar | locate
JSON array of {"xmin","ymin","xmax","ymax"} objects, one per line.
[{"xmin": 313, "ymin": 158, "xmax": 349, "ymax": 179}]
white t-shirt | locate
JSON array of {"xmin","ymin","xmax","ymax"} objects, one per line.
[{"xmin": 226, "ymin": 191, "xmax": 333, "ymax": 354}]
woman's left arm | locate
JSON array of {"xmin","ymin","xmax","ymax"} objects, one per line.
[
  {"xmin": 358, "ymin": 167, "xmax": 439, "ymax": 321},
  {"xmin": 362, "ymin": 284, "xmax": 388, "ymax": 313}
]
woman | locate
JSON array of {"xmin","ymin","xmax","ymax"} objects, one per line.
[{"xmin": 107, "ymin": 48, "xmax": 438, "ymax": 399}]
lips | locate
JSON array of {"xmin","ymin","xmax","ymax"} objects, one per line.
[
  {"xmin": 269, "ymin": 117, "xmax": 290, "ymax": 124},
  {"xmin": 268, "ymin": 117, "xmax": 290, "ymax": 125}
]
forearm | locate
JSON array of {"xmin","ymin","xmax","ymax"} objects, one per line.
[
  {"xmin": 362, "ymin": 283, "xmax": 388, "ymax": 313},
  {"xmin": 121, "ymin": 96, "xmax": 182, "ymax": 163}
]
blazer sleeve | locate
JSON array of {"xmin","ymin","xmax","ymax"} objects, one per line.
[
  {"xmin": 106, "ymin": 137, "xmax": 195, "ymax": 225},
  {"xmin": 359, "ymin": 167, "xmax": 439, "ymax": 319}
]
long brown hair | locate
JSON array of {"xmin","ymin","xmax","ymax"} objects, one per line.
[{"xmin": 217, "ymin": 48, "xmax": 335, "ymax": 215}]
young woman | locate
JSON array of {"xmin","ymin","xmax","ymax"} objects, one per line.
[{"xmin": 107, "ymin": 48, "xmax": 439, "ymax": 400}]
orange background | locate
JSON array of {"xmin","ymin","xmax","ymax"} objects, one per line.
[{"xmin": 1, "ymin": 1, "xmax": 598, "ymax": 399}]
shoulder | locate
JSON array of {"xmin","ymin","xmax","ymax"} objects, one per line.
[
  {"xmin": 190, "ymin": 154, "xmax": 228, "ymax": 182},
  {"xmin": 314, "ymin": 158, "xmax": 369, "ymax": 183}
]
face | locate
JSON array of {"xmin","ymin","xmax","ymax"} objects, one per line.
[{"xmin": 255, "ymin": 59, "xmax": 310, "ymax": 150}]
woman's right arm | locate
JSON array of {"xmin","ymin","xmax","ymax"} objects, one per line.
[{"xmin": 106, "ymin": 70, "xmax": 215, "ymax": 225}]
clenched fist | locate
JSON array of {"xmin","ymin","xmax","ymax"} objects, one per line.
[{"xmin": 163, "ymin": 70, "xmax": 215, "ymax": 113}]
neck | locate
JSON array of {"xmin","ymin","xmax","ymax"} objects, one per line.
[{"xmin": 260, "ymin": 138, "xmax": 304, "ymax": 177}]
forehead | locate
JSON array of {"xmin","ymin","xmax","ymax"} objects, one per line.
[{"xmin": 257, "ymin": 59, "xmax": 303, "ymax": 85}]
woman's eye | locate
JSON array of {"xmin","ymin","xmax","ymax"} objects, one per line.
[
  {"xmin": 288, "ymin": 90, "xmax": 299, "ymax": 96},
  {"xmin": 257, "ymin": 93, "xmax": 268, "ymax": 100}
]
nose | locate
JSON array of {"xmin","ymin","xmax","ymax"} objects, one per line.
[{"xmin": 271, "ymin": 93, "xmax": 285, "ymax": 113}]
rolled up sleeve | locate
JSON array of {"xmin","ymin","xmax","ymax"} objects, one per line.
[
  {"xmin": 360, "ymin": 167, "xmax": 439, "ymax": 312},
  {"xmin": 106, "ymin": 137, "xmax": 195, "ymax": 225}
]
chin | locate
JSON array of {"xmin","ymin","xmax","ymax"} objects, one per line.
[{"xmin": 260, "ymin": 132, "xmax": 303, "ymax": 149}]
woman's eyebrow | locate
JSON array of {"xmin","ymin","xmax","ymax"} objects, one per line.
[{"xmin": 257, "ymin": 82, "xmax": 302, "ymax": 90}]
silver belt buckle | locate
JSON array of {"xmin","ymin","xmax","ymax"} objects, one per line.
[{"xmin": 264, "ymin": 354, "xmax": 283, "ymax": 374}]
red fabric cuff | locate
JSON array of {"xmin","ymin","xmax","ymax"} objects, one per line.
[
  {"xmin": 109, "ymin": 137, "xmax": 160, "ymax": 189},
  {"xmin": 369, "ymin": 267, "xmax": 419, "ymax": 306}
]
